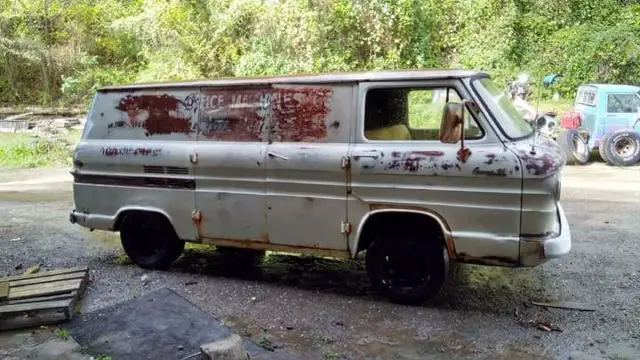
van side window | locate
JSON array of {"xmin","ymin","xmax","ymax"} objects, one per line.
[
  {"xmin": 364, "ymin": 87, "xmax": 483, "ymax": 141},
  {"xmin": 576, "ymin": 89, "xmax": 596, "ymax": 106},
  {"xmin": 607, "ymin": 93, "xmax": 640, "ymax": 113}
]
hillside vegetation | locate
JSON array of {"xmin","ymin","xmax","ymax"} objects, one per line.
[{"xmin": 1, "ymin": 0, "xmax": 639, "ymax": 107}]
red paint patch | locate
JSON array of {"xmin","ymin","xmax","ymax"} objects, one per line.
[
  {"xmin": 115, "ymin": 94, "xmax": 194, "ymax": 136},
  {"xmin": 269, "ymin": 88, "xmax": 332, "ymax": 142},
  {"xmin": 199, "ymin": 87, "xmax": 333, "ymax": 142}
]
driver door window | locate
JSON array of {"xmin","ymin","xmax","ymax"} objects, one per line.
[{"xmin": 364, "ymin": 87, "xmax": 483, "ymax": 141}]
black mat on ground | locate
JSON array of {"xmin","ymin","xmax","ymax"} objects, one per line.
[{"xmin": 67, "ymin": 287, "xmax": 276, "ymax": 360}]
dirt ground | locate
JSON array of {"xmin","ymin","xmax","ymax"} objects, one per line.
[{"xmin": 0, "ymin": 163, "xmax": 639, "ymax": 360}]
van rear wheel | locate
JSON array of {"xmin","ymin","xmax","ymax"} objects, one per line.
[
  {"xmin": 366, "ymin": 230, "xmax": 448, "ymax": 305},
  {"xmin": 120, "ymin": 212, "xmax": 185, "ymax": 270}
]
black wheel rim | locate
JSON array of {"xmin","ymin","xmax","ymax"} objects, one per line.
[{"xmin": 380, "ymin": 240, "xmax": 431, "ymax": 289}]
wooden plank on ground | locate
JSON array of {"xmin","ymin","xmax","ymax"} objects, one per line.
[
  {"xmin": 0, "ymin": 281, "xmax": 8, "ymax": 301},
  {"xmin": 0, "ymin": 299, "xmax": 72, "ymax": 315},
  {"xmin": 8, "ymin": 291, "xmax": 77, "ymax": 305},
  {"xmin": 1, "ymin": 266, "xmax": 88, "ymax": 282},
  {"xmin": 10, "ymin": 279, "xmax": 82, "ymax": 295},
  {"xmin": 9, "ymin": 282, "xmax": 81, "ymax": 301},
  {"xmin": 10, "ymin": 272, "xmax": 87, "ymax": 287}
]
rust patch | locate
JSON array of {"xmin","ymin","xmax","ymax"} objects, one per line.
[
  {"xmin": 269, "ymin": 87, "xmax": 332, "ymax": 142},
  {"xmin": 192, "ymin": 210, "xmax": 202, "ymax": 240},
  {"xmin": 369, "ymin": 204, "xmax": 456, "ymax": 258},
  {"xmin": 484, "ymin": 153, "xmax": 496, "ymax": 164},
  {"xmin": 518, "ymin": 150, "xmax": 560, "ymax": 176},
  {"xmin": 113, "ymin": 94, "xmax": 197, "ymax": 136},
  {"xmin": 199, "ymin": 87, "xmax": 333, "ymax": 142},
  {"xmin": 201, "ymin": 237, "xmax": 349, "ymax": 259},
  {"xmin": 386, "ymin": 150, "xmax": 445, "ymax": 172}
]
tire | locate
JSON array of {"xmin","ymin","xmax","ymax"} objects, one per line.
[
  {"xmin": 601, "ymin": 129, "xmax": 640, "ymax": 166},
  {"xmin": 366, "ymin": 229, "xmax": 448, "ymax": 305},
  {"xmin": 120, "ymin": 211, "xmax": 185, "ymax": 270},
  {"xmin": 557, "ymin": 129, "xmax": 589, "ymax": 165},
  {"xmin": 598, "ymin": 133, "xmax": 611, "ymax": 163},
  {"xmin": 216, "ymin": 246, "xmax": 265, "ymax": 265}
]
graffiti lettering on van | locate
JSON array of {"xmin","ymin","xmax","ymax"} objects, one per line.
[
  {"xmin": 101, "ymin": 147, "xmax": 162, "ymax": 157},
  {"xmin": 200, "ymin": 89, "xmax": 265, "ymax": 141},
  {"xmin": 199, "ymin": 87, "xmax": 333, "ymax": 142},
  {"xmin": 112, "ymin": 94, "xmax": 197, "ymax": 136}
]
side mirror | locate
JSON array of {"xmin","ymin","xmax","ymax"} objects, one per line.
[
  {"xmin": 439, "ymin": 100, "xmax": 476, "ymax": 162},
  {"xmin": 439, "ymin": 102, "xmax": 463, "ymax": 144}
]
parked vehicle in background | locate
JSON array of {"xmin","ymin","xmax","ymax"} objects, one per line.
[
  {"xmin": 69, "ymin": 69, "xmax": 572, "ymax": 304},
  {"xmin": 559, "ymin": 84, "xmax": 640, "ymax": 166}
]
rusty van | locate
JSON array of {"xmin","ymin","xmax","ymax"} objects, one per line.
[{"xmin": 70, "ymin": 70, "xmax": 571, "ymax": 304}]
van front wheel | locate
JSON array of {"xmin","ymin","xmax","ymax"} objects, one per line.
[
  {"xmin": 366, "ymin": 231, "xmax": 448, "ymax": 305},
  {"xmin": 120, "ymin": 212, "xmax": 185, "ymax": 270}
]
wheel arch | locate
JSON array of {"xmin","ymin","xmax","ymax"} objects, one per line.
[
  {"xmin": 112, "ymin": 206, "xmax": 175, "ymax": 232},
  {"xmin": 351, "ymin": 207, "xmax": 456, "ymax": 259}
]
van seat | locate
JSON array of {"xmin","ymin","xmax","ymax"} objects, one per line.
[{"xmin": 365, "ymin": 124, "xmax": 412, "ymax": 140}]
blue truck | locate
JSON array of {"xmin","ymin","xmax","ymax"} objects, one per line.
[{"xmin": 558, "ymin": 84, "xmax": 640, "ymax": 166}]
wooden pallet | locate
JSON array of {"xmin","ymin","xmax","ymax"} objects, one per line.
[{"xmin": 0, "ymin": 266, "xmax": 89, "ymax": 330}]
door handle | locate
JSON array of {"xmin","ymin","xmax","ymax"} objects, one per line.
[
  {"xmin": 352, "ymin": 150, "xmax": 381, "ymax": 159},
  {"xmin": 267, "ymin": 151, "xmax": 289, "ymax": 160}
]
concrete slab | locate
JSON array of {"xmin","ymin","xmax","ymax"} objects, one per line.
[{"xmin": 0, "ymin": 328, "xmax": 90, "ymax": 360}]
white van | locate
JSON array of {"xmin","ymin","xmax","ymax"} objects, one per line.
[{"xmin": 70, "ymin": 70, "xmax": 571, "ymax": 304}]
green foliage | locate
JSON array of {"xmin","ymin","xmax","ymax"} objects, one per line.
[
  {"xmin": 0, "ymin": 130, "xmax": 80, "ymax": 168},
  {"xmin": 54, "ymin": 328, "xmax": 70, "ymax": 340},
  {"xmin": 1, "ymin": 0, "xmax": 639, "ymax": 106}
]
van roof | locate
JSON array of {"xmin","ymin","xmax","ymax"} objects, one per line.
[
  {"xmin": 99, "ymin": 69, "xmax": 487, "ymax": 91},
  {"xmin": 580, "ymin": 84, "xmax": 640, "ymax": 93}
]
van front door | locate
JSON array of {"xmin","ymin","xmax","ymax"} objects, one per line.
[
  {"xmin": 193, "ymin": 87, "xmax": 269, "ymax": 244},
  {"xmin": 264, "ymin": 85, "xmax": 352, "ymax": 254}
]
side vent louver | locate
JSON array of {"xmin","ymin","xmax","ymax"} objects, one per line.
[{"xmin": 143, "ymin": 166, "xmax": 189, "ymax": 175}]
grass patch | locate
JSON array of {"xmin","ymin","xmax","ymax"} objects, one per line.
[
  {"xmin": 0, "ymin": 129, "xmax": 81, "ymax": 168},
  {"xmin": 54, "ymin": 328, "xmax": 70, "ymax": 340}
]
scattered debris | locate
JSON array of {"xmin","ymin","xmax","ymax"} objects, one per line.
[
  {"xmin": 9, "ymin": 238, "xmax": 22, "ymax": 242},
  {"xmin": 23, "ymin": 264, "xmax": 40, "ymax": 275},
  {"xmin": 0, "ymin": 266, "xmax": 89, "ymax": 330},
  {"xmin": 531, "ymin": 300, "xmax": 596, "ymax": 312},
  {"xmin": 533, "ymin": 321, "xmax": 563, "ymax": 332},
  {"xmin": 250, "ymin": 296, "xmax": 257, "ymax": 302},
  {"xmin": 185, "ymin": 281, "xmax": 198, "ymax": 286},
  {"xmin": 200, "ymin": 334, "xmax": 249, "ymax": 359},
  {"xmin": 14, "ymin": 264, "xmax": 23, "ymax": 271},
  {"xmin": 140, "ymin": 274, "xmax": 149, "ymax": 284},
  {"xmin": 334, "ymin": 321, "xmax": 345, "ymax": 327}
]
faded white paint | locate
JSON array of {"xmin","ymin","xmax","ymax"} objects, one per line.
[{"xmin": 70, "ymin": 70, "xmax": 571, "ymax": 267}]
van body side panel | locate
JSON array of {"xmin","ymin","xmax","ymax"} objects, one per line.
[
  {"xmin": 194, "ymin": 87, "xmax": 269, "ymax": 242},
  {"xmin": 72, "ymin": 89, "xmax": 199, "ymax": 240},
  {"xmin": 348, "ymin": 80, "xmax": 523, "ymax": 264},
  {"xmin": 264, "ymin": 85, "xmax": 352, "ymax": 251}
]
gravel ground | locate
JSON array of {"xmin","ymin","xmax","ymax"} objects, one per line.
[{"xmin": 0, "ymin": 163, "xmax": 639, "ymax": 360}]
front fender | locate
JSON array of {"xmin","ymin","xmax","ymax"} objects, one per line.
[{"xmin": 350, "ymin": 207, "xmax": 455, "ymax": 259}]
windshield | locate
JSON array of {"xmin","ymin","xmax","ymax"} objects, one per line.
[{"xmin": 472, "ymin": 77, "xmax": 534, "ymax": 140}]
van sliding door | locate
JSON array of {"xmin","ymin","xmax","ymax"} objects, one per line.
[{"xmin": 263, "ymin": 84, "xmax": 351, "ymax": 254}]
